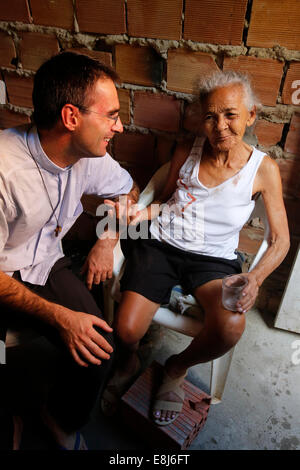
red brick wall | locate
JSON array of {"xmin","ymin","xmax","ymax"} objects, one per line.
[{"xmin": 0, "ymin": 0, "xmax": 299, "ymax": 314}]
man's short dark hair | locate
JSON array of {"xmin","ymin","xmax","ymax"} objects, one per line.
[{"xmin": 32, "ymin": 51, "xmax": 119, "ymax": 130}]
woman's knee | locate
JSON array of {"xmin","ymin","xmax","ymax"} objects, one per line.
[
  {"xmin": 113, "ymin": 292, "xmax": 159, "ymax": 346},
  {"xmin": 210, "ymin": 310, "xmax": 246, "ymax": 349},
  {"xmin": 114, "ymin": 307, "xmax": 147, "ymax": 346},
  {"xmin": 115, "ymin": 318, "xmax": 142, "ymax": 346}
]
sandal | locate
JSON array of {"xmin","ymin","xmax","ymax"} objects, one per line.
[{"xmin": 152, "ymin": 371, "xmax": 187, "ymax": 426}]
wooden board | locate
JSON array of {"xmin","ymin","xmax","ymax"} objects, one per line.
[{"xmin": 275, "ymin": 243, "xmax": 300, "ymax": 334}]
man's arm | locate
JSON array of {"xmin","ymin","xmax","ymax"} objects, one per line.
[
  {"xmin": 81, "ymin": 180, "xmax": 140, "ymax": 288},
  {"xmin": 126, "ymin": 179, "xmax": 139, "ymax": 205},
  {"xmin": 0, "ymin": 270, "xmax": 113, "ymax": 367}
]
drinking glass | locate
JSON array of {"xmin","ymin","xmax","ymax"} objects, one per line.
[{"xmin": 222, "ymin": 274, "xmax": 248, "ymax": 312}]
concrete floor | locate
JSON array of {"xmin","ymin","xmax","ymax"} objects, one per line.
[
  {"xmin": 84, "ymin": 306, "xmax": 300, "ymax": 451},
  {"xmin": 8, "ymin": 306, "xmax": 300, "ymax": 451}
]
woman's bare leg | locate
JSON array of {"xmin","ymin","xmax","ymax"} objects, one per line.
[
  {"xmin": 153, "ymin": 279, "xmax": 246, "ymax": 423},
  {"xmin": 113, "ymin": 290, "xmax": 160, "ymax": 374},
  {"xmin": 101, "ymin": 291, "xmax": 160, "ymax": 413}
]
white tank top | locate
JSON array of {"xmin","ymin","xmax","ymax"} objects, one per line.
[{"xmin": 150, "ymin": 137, "xmax": 266, "ymax": 260}]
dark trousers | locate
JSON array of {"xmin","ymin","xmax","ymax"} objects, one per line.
[{"xmin": 0, "ymin": 257, "xmax": 114, "ymax": 434}]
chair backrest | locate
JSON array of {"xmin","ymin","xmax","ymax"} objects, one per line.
[{"xmin": 138, "ymin": 162, "xmax": 171, "ymax": 209}]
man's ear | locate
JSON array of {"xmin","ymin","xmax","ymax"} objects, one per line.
[{"xmin": 61, "ymin": 104, "xmax": 80, "ymax": 131}]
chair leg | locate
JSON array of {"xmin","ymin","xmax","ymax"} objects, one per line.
[
  {"xmin": 209, "ymin": 347, "xmax": 235, "ymax": 404},
  {"xmin": 102, "ymin": 281, "xmax": 115, "ymax": 326}
]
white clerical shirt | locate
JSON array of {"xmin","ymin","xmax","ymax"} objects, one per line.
[{"xmin": 0, "ymin": 125, "xmax": 133, "ymax": 285}]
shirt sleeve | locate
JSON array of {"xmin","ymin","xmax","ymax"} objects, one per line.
[
  {"xmin": 83, "ymin": 153, "xmax": 133, "ymax": 198},
  {"xmin": 0, "ymin": 199, "xmax": 9, "ymax": 253}
]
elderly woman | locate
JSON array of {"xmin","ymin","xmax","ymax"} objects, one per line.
[{"xmin": 102, "ymin": 70, "xmax": 290, "ymax": 425}]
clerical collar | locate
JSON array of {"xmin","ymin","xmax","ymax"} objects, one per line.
[{"xmin": 27, "ymin": 125, "xmax": 72, "ymax": 175}]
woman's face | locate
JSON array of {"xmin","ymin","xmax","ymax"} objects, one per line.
[{"xmin": 201, "ymin": 84, "xmax": 256, "ymax": 152}]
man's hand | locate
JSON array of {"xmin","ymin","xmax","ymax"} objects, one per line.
[
  {"xmin": 0, "ymin": 270, "xmax": 113, "ymax": 367},
  {"xmin": 81, "ymin": 237, "xmax": 117, "ymax": 289},
  {"xmin": 54, "ymin": 305, "xmax": 113, "ymax": 367}
]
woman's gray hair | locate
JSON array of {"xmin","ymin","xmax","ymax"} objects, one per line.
[{"xmin": 195, "ymin": 70, "xmax": 261, "ymax": 112}]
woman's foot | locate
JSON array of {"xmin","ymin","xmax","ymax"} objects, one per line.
[{"xmin": 152, "ymin": 356, "xmax": 188, "ymax": 426}]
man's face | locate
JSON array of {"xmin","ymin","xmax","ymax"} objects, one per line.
[{"xmin": 73, "ymin": 77, "xmax": 123, "ymax": 158}]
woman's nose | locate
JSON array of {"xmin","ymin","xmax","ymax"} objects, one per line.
[{"xmin": 216, "ymin": 115, "xmax": 228, "ymax": 131}]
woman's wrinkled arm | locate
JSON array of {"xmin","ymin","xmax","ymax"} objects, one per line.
[{"xmin": 237, "ymin": 156, "xmax": 290, "ymax": 313}]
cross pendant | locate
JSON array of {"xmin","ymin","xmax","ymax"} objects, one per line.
[{"xmin": 54, "ymin": 225, "xmax": 62, "ymax": 237}]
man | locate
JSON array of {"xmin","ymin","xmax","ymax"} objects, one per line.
[{"xmin": 0, "ymin": 51, "xmax": 139, "ymax": 449}]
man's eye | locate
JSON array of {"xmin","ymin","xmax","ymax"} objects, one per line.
[{"xmin": 110, "ymin": 113, "xmax": 119, "ymax": 121}]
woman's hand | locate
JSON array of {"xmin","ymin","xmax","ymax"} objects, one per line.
[
  {"xmin": 104, "ymin": 197, "xmax": 134, "ymax": 226},
  {"xmin": 129, "ymin": 203, "xmax": 161, "ymax": 226},
  {"xmin": 236, "ymin": 272, "xmax": 260, "ymax": 313}
]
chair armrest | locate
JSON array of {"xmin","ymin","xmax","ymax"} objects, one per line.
[
  {"xmin": 153, "ymin": 306, "xmax": 204, "ymax": 337},
  {"xmin": 249, "ymin": 239, "xmax": 269, "ymax": 272},
  {"xmin": 248, "ymin": 195, "xmax": 270, "ymax": 272},
  {"xmin": 112, "ymin": 239, "xmax": 125, "ymax": 278}
]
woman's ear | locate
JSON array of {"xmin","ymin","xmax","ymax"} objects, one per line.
[
  {"xmin": 247, "ymin": 106, "xmax": 257, "ymax": 127},
  {"xmin": 61, "ymin": 104, "xmax": 80, "ymax": 131}
]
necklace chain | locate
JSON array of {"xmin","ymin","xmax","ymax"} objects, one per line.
[{"xmin": 30, "ymin": 155, "xmax": 62, "ymax": 237}]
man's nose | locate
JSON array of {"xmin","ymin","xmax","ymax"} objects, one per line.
[{"xmin": 113, "ymin": 116, "xmax": 123, "ymax": 133}]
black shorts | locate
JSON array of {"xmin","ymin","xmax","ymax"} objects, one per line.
[{"xmin": 120, "ymin": 237, "xmax": 242, "ymax": 305}]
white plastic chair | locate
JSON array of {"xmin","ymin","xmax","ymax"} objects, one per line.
[{"xmin": 103, "ymin": 161, "xmax": 270, "ymax": 403}]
